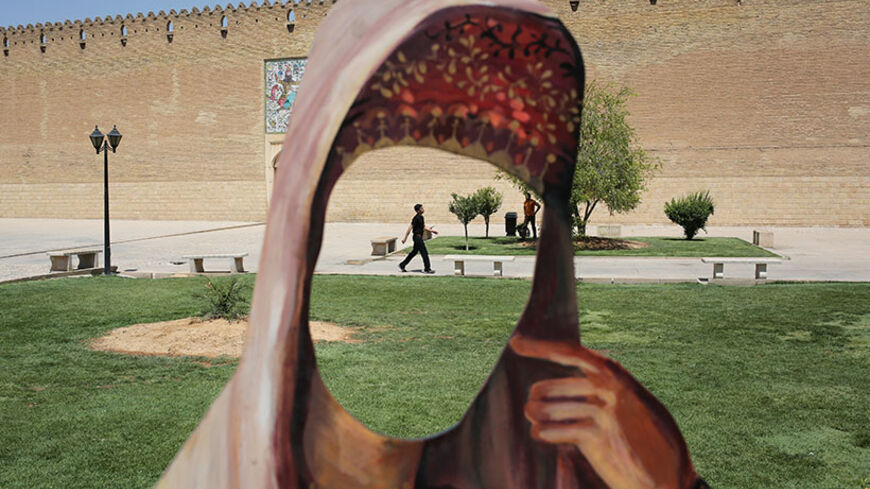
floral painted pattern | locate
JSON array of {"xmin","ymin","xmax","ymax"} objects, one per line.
[{"xmin": 332, "ymin": 9, "xmax": 583, "ymax": 191}]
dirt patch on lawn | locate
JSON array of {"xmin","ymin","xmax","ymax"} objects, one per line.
[
  {"xmin": 574, "ymin": 237, "xmax": 649, "ymax": 251},
  {"xmin": 90, "ymin": 318, "xmax": 360, "ymax": 358},
  {"xmin": 514, "ymin": 237, "xmax": 648, "ymax": 250}
]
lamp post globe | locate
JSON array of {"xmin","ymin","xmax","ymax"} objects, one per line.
[
  {"xmin": 107, "ymin": 125, "xmax": 122, "ymax": 152},
  {"xmin": 89, "ymin": 126, "xmax": 105, "ymax": 153}
]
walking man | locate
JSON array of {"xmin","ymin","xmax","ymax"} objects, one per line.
[
  {"xmin": 522, "ymin": 192, "xmax": 541, "ymax": 240},
  {"xmin": 400, "ymin": 203, "xmax": 438, "ymax": 274}
]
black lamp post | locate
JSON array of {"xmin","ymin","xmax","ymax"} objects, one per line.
[{"xmin": 89, "ymin": 125, "xmax": 122, "ymax": 276}]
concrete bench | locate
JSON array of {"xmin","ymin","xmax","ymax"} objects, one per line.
[
  {"xmin": 701, "ymin": 257, "xmax": 782, "ymax": 280},
  {"xmin": 596, "ymin": 224, "xmax": 622, "ymax": 238},
  {"xmin": 370, "ymin": 236, "xmax": 398, "ymax": 256},
  {"xmin": 444, "ymin": 255, "xmax": 515, "ymax": 277},
  {"xmin": 182, "ymin": 253, "xmax": 248, "ymax": 273},
  {"xmin": 47, "ymin": 249, "xmax": 101, "ymax": 272},
  {"xmin": 752, "ymin": 230, "xmax": 774, "ymax": 248}
]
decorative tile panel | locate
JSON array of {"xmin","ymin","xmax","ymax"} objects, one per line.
[{"xmin": 265, "ymin": 58, "xmax": 308, "ymax": 133}]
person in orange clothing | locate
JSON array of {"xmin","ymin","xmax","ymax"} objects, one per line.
[{"xmin": 522, "ymin": 192, "xmax": 541, "ymax": 239}]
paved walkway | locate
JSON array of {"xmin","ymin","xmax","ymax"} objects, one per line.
[{"xmin": 1, "ymin": 218, "xmax": 868, "ymax": 283}]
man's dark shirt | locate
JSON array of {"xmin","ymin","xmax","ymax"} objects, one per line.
[{"xmin": 412, "ymin": 214, "xmax": 425, "ymax": 235}]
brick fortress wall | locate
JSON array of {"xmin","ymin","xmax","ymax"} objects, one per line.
[
  {"xmin": 563, "ymin": 0, "xmax": 870, "ymax": 227},
  {"xmin": 0, "ymin": 1, "xmax": 327, "ymax": 221},
  {"xmin": 1, "ymin": 0, "xmax": 868, "ymax": 226}
]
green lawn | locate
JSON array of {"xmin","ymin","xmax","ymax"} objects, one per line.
[
  {"xmin": 416, "ymin": 235, "xmax": 780, "ymax": 257},
  {"xmin": 1, "ymin": 276, "xmax": 868, "ymax": 488}
]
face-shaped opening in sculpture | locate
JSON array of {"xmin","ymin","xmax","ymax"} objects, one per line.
[
  {"xmin": 303, "ymin": 5, "xmax": 584, "ymax": 439},
  {"xmin": 315, "ymin": 147, "xmax": 528, "ymax": 437}
]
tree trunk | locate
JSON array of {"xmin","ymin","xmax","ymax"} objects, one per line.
[
  {"xmin": 464, "ymin": 224, "xmax": 469, "ymax": 250},
  {"xmin": 484, "ymin": 216, "xmax": 490, "ymax": 238},
  {"xmin": 579, "ymin": 199, "xmax": 599, "ymax": 237},
  {"xmin": 573, "ymin": 205, "xmax": 583, "ymax": 237}
]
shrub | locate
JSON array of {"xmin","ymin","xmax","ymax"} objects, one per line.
[
  {"xmin": 664, "ymin": 190, "xmax": 715, "ymax": 240},
  {"xmin": 198, "ymin": 278, "xmax": 249, "ymax": 320}
]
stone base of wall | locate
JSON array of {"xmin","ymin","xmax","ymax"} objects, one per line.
[
  {"xmin": 3, "ymin": 151, "xmax": 866, "ymax": 227},
  {"xmin": 325, "ymin": 147, "xmax": 526, "ymax": 225},
  {"xmin": 0, "ymin": 181, "xmax": 267, "ymax": 221},
  {"xmin": 324, "ymin": 147, "xmax": 869, "ymax": 227}
]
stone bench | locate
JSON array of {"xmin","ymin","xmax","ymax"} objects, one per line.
[
  {"xmin": 370, "ymin": 236, "xmax": 398, "ymax": 256},
  {"xmin": 596, "ymin": 224, "xmax": 622, "ymax": 238},
  {"xmin": 47, "ymin": 249, "xmax": 101, "ymax": 272},
  {"xmin": 701, "ymin": 257, "xmax": 783, "ymax": 280},
  {"xmin": 752, "ymin": 230, "xmax": 774, "ymax": 248},
  {"xmin": 444, "ymin": 255, "xmax": 515, "ymax": 277},
  {"xmin": 182, "ymin": 253, "xmax": 248, "ymax": 273}
]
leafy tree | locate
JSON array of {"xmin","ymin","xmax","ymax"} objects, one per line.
[
  {"xmin": 448, "ymin": 193, "xmax": 478, "ymax": 250},
  {"xmin": 572, "ymin": 81, "xmax": 659, "ymax": 235},
  {"xmin": 473, "ymin": 186, "xmax": 503, "ymax": 238},
  {"xmin": 497, "ymin": 81, "xmax": 659, "ymax": 237},
  {"xmin": 664, "ymin": 190, "xmax": 715, "ymax": 240}
]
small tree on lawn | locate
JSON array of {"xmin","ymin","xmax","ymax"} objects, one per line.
[
  {"xmin": 448, "ymin": 192, "xmax": 478, "ymax": 250},
  {"xmin": 572, "ymin": 81, "xmax": 659, "ymax": 236},
  {"xmin": 473, "ymin": 186, "xmax": 503, "ymax": 238},
  {"xmin": 496, "ymin": 81, "xmax": 659, "ymax": 237}
]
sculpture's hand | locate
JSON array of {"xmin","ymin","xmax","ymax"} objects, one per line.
[{"xmin": 511, "ymin": 335, "xmax": 696, "ymax": 489}]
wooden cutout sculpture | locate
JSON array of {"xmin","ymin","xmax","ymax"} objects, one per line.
[{"xmin": 157, "ymin": 1, "xmax": 709, "ymax": 488}]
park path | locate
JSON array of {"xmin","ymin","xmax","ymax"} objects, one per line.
[{"xmin": 1, "ymin": 219, "xmax": 868, "ymax": 283}]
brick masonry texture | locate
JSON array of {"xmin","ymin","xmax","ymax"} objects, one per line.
[{"xmin": 1, "ymin": 0, "xmax": 867, "ymax": 226}]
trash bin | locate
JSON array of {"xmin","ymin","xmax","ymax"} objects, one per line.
[{"xmin": 505, "ymin": 212, "xmax": 518, "ymax": 236}]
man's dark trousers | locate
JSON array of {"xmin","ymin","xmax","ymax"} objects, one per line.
[
  {"xmin": 523, "ymin": 215, "xmax": 537, "ymax": 239},
  {"xmin": 400, "ymin": 234, "xmax": 431, "ymax": 271}
]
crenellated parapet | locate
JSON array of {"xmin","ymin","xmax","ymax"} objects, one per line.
[
  {"xmin": 1, "ymin": 0, "xmax": 336, "ymax": 57},
  {"xmin": 0, "ymin": 0, "xmax": 810, "ymax": 59},
  {"xmin": 0, "ymin": 0, "xmax": 744, "ymax": 46}
]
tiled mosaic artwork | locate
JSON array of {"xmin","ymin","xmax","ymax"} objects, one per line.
[{"xmin": 265, "ymin": 58, "xmax": 308, "ymax": 133}]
